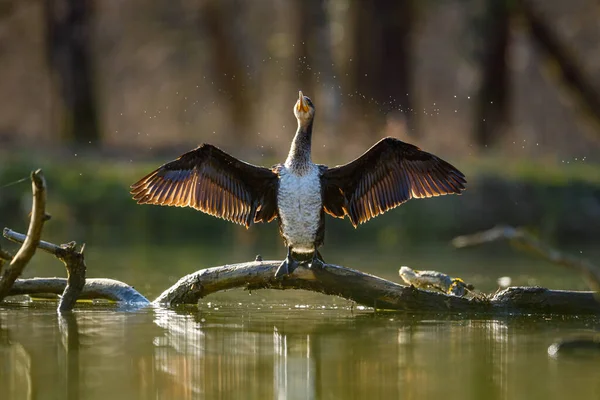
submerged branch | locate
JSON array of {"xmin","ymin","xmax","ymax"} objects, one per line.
[
  {"xmin": 0, "ymin": 170, "xmax": 49, "ymax": 301},
  {"xmin": 153, "ymin": 260, "xmax": 600, "ymax": 314},
  {"xmin": 9, "ymin": 278, "xmax": 150, "ymax": 304},
  {"xmin": 4, "ymin": 250, "xmax": 598, "ymax": 314},
  {"xmin": 452, "ymin": 225, "xmax": 600, "ymax": 292}
]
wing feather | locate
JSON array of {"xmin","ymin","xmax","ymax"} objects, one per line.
[
  {"xmin": 321, "ymin": 137, "xmax": 466, "ymax": 227},
  {"xmin": 130, "ymin": 144, "xmax": 279, "ymax": 227}
]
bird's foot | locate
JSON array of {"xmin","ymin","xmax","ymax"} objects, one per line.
[
  {"xmin": 308, "ymin": 251, "xmax": 325, "ymax": 270},
  {"xmin": 274, "ymin": 254, "xmax": 300, "ymax": 279}
]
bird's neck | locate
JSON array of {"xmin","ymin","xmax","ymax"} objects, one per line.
[{"xmin": 285, "ymin": 121, "xmax": 313, "ymax": 173}]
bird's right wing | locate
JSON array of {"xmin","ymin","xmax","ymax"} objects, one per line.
[
  {"xmin": 320, "ymin": 137, "xmax": 466, "ymax": 227},
  {"xmin": 130, "ymin": 144, "xmax": 279, "ymax": 227}
]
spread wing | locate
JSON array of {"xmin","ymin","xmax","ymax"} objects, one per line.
[
  {"xmin": 320, "ymin": 137, "xmax": 466, "ymax": 227},
  {"xmin": 130, "ymin": 144, "xmax": 279, "ymax": 227}
]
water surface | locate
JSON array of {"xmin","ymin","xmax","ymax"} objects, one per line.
[
  {"xmin": 2, "ymin": 298, "xmax": 600, "ymax": 400},
  {"xmin": 2, "ymin": 243, "xmax": 600, "ymax": 399}
]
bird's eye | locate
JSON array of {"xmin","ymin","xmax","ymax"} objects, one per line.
[{"xmin": 305, "ymin": 97, "xmax": 313, "ymax": 107}]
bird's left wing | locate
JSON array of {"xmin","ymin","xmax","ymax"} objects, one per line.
[
  {"xmin": 130, "ymin": 144, "xmax": 279, "ymax": 227},
  {"xmin": 320, "ymin": 137, "xmax": 466, "ymax": 227}
]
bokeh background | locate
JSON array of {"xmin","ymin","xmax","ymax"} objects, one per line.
[{"xmin": 0, "ymin": 0, "xmax": 599, "ymax": 294}]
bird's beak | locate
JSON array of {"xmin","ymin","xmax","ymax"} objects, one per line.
[{"xmin": 297, "ymin": 90, "xmax": 309, "ymax": 112}]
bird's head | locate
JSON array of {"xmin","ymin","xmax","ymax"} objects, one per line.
[{"xmin": 293, "ymin": 90, "xmax": 315, "ymax": 126}]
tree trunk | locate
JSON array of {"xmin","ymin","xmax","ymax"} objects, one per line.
[
  {"xmin": 474, "ymin": 0, "xmax": 510, "ymax": 148},
  {"xmin": 44, "ymin": 0, "xmax": 100, "ymax": 146},
  {"xmin": 519, "ymin": 0, "xmax": 600, "ymax": 139},
  {"xmin": 198, "ymin": 0, "xmax": 251, "ymax": 143},
  {"xmin": 351, "ymin": 0, "xmax": 415, "ymax": 136}
]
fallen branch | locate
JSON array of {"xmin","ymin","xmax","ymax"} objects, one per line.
[
  {"xmin": 9, "ymin": 278, "xmax": 150, "ymax": 304},
  {"xmin": 153, "ymin": 260, "xmax": 600, "ymax": 314},
  {"xmin": 4, "ymin": 251, "xmax": 599, "ymax": 314},
  {"xmin": 452, "ymin": 225, "xmax": 600, "ymax": 292},
  {"xmin": 3, "ymin": 229, "xmax": 149, "ymax": 306},
  {"xmin": 4, "ymin": 229, "xmax": 87, "ymax": 312},
  {"xmin": 152, "ymin": 260, "xmax": 443, "ymax": 309},
  {"xmin": 0, "ymin": 170, "xmax": 48, "ymax": 301}
]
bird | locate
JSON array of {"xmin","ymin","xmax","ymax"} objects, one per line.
[{"xmin": 130, "ymin": 91, "xmax": 466, "ymax": 278}]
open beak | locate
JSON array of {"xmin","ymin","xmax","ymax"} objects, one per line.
[{"xmin": 297, "ymin": 90, "xmax": 309, "ymax": 112}]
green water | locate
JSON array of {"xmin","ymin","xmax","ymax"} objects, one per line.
[
  {"xmin": 1, "ymin": 243, "xmax": 600, "ymax": 399},
  {"xmin": 1, "ymin": 302, "xmax": 600, "ymax": 400}
]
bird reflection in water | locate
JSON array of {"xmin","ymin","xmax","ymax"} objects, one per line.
[
  {"xmin": 273, "ymin": 326, "xmax": 316, "ymax": 399},
  {"xmin": 152, "ymin": 309, "xmax": 319, "ymax": 399}
]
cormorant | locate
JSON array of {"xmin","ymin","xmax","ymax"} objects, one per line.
[{"xmin": 130, "ymin": 91, "xmax": 466, "ymax": 278}]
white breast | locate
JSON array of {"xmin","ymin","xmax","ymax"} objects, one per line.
[{"xmin": 277, "ymin": 165, "xmax": 322, "ymax": 253}]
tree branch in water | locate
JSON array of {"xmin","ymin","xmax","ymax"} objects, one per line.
[
  {"xmin": 0, "ymin": 170, "xmax": 49, "ymax": 301},
  {"xmin": 452, "ymin": 225, "xmax": 600, "ymax": 292},
  {"xmin": 3, "ymin": 229, "xmax": 150, "ymax": 307},
  {"xmin": 153, "ymin": 260, "xmax": 600, "ymax": 314},
  {"xmin": 4, "ymin": 229, "xmax": 87, "ymax": 312},
  {"xmin": 5, "ymin": 248, "xmax": 599, "ymax": 314},
  {"xmin": 10, "ymin": 277, "xmax": 150, "ymax": 304}
]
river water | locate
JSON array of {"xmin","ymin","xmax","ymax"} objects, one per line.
[
  {"xmin": 1, "ymin": 294, "xmax": 600, "ymax": 400},
  {"xmin": 1, "ymin": 244, "xmax": 600, "ymax": 399}
]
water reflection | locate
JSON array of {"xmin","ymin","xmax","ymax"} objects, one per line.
[
  {"xmin": 1, "ymin": 305, "xmax": 599, "ymax": 399},
  {"xmin": 273, "ymin": 327, "xmax": 315, "ymax": 400},
  {"xmin": 58, "ymin": 313, "xmax": 80, "ymax": 400},
  {"xmin": 0, "ymin": 324, "xmax": 32, "ymax": 400}
]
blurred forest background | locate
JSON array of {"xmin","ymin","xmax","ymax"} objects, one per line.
[{"xmin": 0, "ymin": 0, "xmax": 599, "ymax": 272}]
